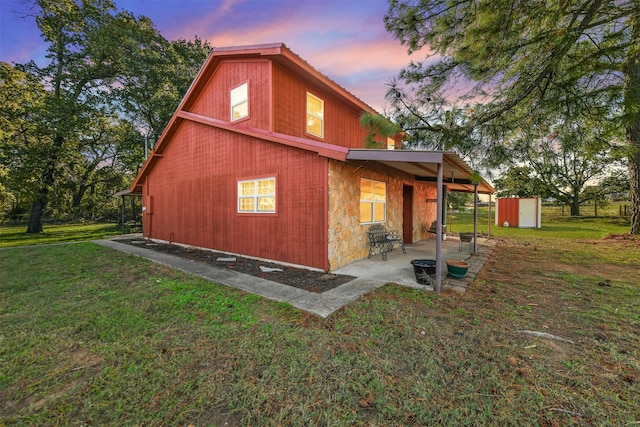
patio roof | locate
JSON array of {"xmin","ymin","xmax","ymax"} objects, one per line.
[
  {"xmin": 345, "ymin": 149, "xmax": 494, "ymax": 194},
  {"xmin": 346, "ymin": 149, "xmax": 493, "ymax": 292}
]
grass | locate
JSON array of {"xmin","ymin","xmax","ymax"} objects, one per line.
[
  {"xmin": 1, "ymin": 217, "xmax": 639, "ymax": 426},
  {"xmin": 448, "ymin": 204, "xmax": 631, "ymax": 239},
  {"xmin": 0, "ymin": 223, "xmax": 122, "ymax": 248}
]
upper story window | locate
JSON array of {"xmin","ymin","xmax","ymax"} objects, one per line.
[
  {"xmin": 238, "ymin": 177, "xmax": 276, "ymax": 213},
  {"xmin": 231, "ymin": 82, "xmax": 248, "ymax": 121},
  {"xmin": 306, "ymin": 92, "xmax": 324, "ymax": 138},
  {"xmin": 360, "ymin": 178, "xmax": 386, "ymax": 223}
]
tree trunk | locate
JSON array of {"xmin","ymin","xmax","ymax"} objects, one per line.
[
  {"xmin": 26, "ymin": 136, "xmax": 62, "ymax": 233},
  {"xmin": 571, "ymin": 194, "xmax": 581, "ymax": 216},
  {"xmin": 72, "ymin": 183, "xmax": 87, "ymax": 209},
  {"xmin": 629, "ymin": 129, "xmax": 640, "ymax": 234},
  {"xmin": 72, "ymin": 183, "xmax": 88, "ymax": 219},
  {"xmin": 26, "ymin": 170, "xmax": 53, "ymax": 233},
  {"xmin": 627, "ymin": 3, "xmax": 640, "ymax": 234},
  {"xmin": 26, "ymin": 198, "xmax": 45, "ymax": 233}
]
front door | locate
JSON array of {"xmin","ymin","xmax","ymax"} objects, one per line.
[{"xmin": 402, "ymin": 185, "xmax": 414, "ymax": 244}]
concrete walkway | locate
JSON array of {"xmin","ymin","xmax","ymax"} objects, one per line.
[{"xmin": 94, "ymin": 236, "xmax": 495, "ymax": 318}]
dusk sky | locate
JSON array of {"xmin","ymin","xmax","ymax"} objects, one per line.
[{"xmin": 0, "ymin": 0, "xmax": 428, "ymax": 112}]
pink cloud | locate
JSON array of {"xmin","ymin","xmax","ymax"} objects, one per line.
[
  {"xmin": 163, "ymin": 1, "xmax": 434, "ymax": 112},
  {"xmin": 308, "ymin": 39, "xmax": 430, "ymax": 79},
  {"xmin": 163, "ymin": 0, "xmax": 240, "ymax": 40},
  {"xmin": 0, "ymin": 0, "xmax": 442, "ymax": 112}
]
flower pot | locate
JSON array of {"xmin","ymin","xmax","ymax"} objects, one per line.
[
  {"xmin": 411, "ymin": 259, "xmax": 436, "ymax": 285},
  {"xmin": 446, "ymin": 259, "xmax": 469, "ymax": 279}
]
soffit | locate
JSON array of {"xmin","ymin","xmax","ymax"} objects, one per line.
[{"xmin": 346, "ymin": 149, "xmax": 494, "ymax": 194}]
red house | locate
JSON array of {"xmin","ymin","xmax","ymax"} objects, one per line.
[{"xmin": 130, "ymin": 43, "xmax": 493, "ymax": 273}]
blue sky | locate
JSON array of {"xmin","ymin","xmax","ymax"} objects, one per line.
[{"xmin": 0, "ymin": 0, "xmax": 427, "ymax": 112}]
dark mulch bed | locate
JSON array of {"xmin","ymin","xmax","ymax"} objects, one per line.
[{"xmin": 119, "ymin": 238, "xmax": 355, "ymax": 293}]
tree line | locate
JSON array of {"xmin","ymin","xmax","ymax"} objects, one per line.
[
  {"xmin": 0, "ymin": 0, "xmax": 210, "ymax": 231},
  {"xmin": 383, "ymin": 0, "xmax": 639, "ymax": 233},
  {"xmin": 2, "ymin": 0, "xmax": 639, "ymax": 234}
]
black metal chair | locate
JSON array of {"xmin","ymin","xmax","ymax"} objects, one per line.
[{"xmin": 367, "ymin": 224, "xmax": 406, "ymax": 260}]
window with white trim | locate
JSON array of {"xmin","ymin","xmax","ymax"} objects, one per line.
[
  {"xmin": 238, "ymin": 177, "xmax": 276, "ymax": 213},
  {"xmin": 306, "ymin": 92, "xmax": 324, "ymax": 137},
  {"xmin": 231, "ymin": 82, "xmax": 248, "ymax": 121},
  {"xmin": 360, "ymin": 178, "xmax": 386, "ymax": 223}
]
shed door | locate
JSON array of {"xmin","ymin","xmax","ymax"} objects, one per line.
[{"xmin": 519, "ymin": 198, "xmax": 537, "ymax": 228}]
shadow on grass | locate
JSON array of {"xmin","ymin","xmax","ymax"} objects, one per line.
[{"xmin": 0, "ymin": 223, "xmax": 122, "ymax": 248}]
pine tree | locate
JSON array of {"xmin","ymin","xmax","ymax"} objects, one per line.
[{"xmin": 384, "ymin": 0, "xmax": 640, "ymax": 233}]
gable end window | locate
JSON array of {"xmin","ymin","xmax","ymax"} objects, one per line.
[
  {"xmin": 231, "ymin": 82, "xmax": 248, "ymax": 121},
  {"xmin": 238, "ymin": 177, "xmax": 276, "ymax": 213},
  {"xmin": 360, "ymin": 178, "xmax": 386, "ymax": 223},
  {"xmin": 306, "ymin": 92, "xmax": 324, "ymax": 138}
]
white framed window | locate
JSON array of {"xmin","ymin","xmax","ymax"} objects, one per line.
[
  {"xmin": 231, "ymin": 82, "xmax": 248, "ymax": 121},
  {"xmin": 238, "ymin": 177, "xmax": 276, "ymax": 213},
  {"xmin": 306, "ymin": 92, "xmax": 324, "ymax": 138},
  {"xmin": 360, "ymin": 178, "xmax": 386, "ymax": 223}
]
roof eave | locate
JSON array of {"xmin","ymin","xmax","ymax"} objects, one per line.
[{"xmin": 346, "ymin": 149, "xmax": 495, "ymax": 194}]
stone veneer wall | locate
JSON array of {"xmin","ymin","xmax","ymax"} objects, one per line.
[{"xmin": 327, "ymin": 160, "xmax": 438, "ymax": 270}]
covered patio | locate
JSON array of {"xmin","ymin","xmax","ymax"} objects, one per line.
[
  {"xmin": 345, "ymin": 149, "xmax": 495, "ymax": 292},
  {"xmin": 112, "ymin": 189, "xmax": 142, "ymax": 234},
  {"xmin": 334, "ymin": 233, "xmax": 495, "ymax": 293}
]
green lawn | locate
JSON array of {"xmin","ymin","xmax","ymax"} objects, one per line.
[
  {"xmin": 448, "ymin": 205, "xmax": 631, "ymax": 239},
  {"xmin": 1, "ymin": 219, "xmax": 639, "ymax": 426},
  {"xmin": 0, "ymin": 223, "xmax": 123, "ymax": 248}
]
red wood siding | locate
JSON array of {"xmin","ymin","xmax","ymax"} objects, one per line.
[
  {"xmin": 497, "ymin": 198, "xmax": 519, "ymax": 228},
  {"xmin": 271, "ymin": 63, "xmax": 369, "ymax": 148},
  {"xmin": 189, "ymin": 60, "xmax": 272, "ymax": 131},
  {"xmin": 143, "ymin": 120, "xmax": 329, "ymax": 270}
]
